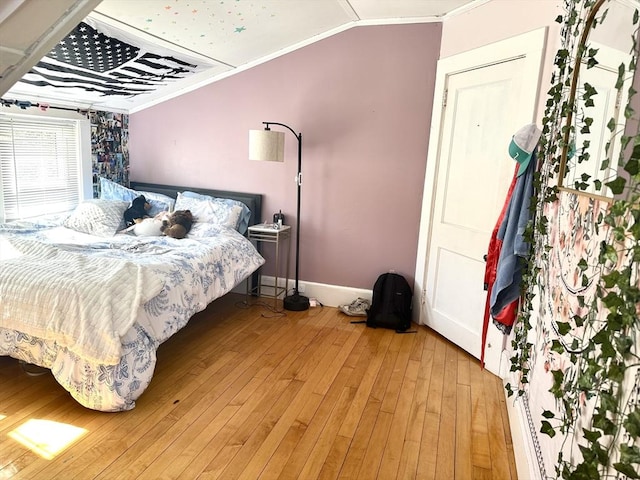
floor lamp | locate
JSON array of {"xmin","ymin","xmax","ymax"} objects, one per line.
[{"xmin": 249, "ymin": 122, "xmax": 310, "ymax": 311}]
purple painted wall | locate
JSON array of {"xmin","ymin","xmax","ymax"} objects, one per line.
[{"xmin": 129, "ymin": 23, "xmax": 441, "ymax": 290}]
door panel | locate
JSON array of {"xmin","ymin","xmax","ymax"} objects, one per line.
[
  {"xmin": 432, "ymin": 248, "xmax": 485, "ymax": 336},
  {"xmin": 442, "ymin": 77, "xmax": 516, "ymax": 231}
]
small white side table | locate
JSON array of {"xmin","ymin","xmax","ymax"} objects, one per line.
[{"xmin": 247, "ymin": 224, "xmax": 291, "ymax": 308}]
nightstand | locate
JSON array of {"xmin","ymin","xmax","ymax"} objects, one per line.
[{"xmin": 247, "ymin": 224, "xmax": 291, "ymax": 308}]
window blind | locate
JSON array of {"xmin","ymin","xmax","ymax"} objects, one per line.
[{"xmin": 0, "ymin": 115, "xmax": 80, "ymax": 221}]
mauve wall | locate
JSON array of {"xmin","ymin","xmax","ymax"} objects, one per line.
[{"xmin": 129, "ymin": 23, "xmax": 441, "ymax": 290}]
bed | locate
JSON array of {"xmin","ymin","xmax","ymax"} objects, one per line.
[{"xmin": 0, "ymin": 180, "xmax": 264, "ymax": 412}]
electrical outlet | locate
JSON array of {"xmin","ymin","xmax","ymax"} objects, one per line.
[{"xmin": 297, "ymin": 283, "xmax": 305, "ymax": 293}]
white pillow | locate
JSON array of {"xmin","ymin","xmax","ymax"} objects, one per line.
[
  {"xmin": 63, "ymin": 200, "xmax": 128, "ymax": 237},
  {"xmin": 174, "ymin": 193, "xmax": 243, "ymax": 230}
]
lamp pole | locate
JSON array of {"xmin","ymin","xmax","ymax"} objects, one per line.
[{"xmin": 262, "ymin": 121, "xmax": 310, "ymax": 311}]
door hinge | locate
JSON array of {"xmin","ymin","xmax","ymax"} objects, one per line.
[
  {"xmin": 421, "ymin": 288, "xmax": 426, "ymax": 306},
  {"xmin": 442, "ymin": 88, "xmax": 448, "ymax": 108}
]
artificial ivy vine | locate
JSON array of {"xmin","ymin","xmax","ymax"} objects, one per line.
[{"xmin": 506, "ymin": 0, "xmax": 640, "ymax": 478}]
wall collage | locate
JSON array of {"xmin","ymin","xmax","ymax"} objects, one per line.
[{"xmin": 90, "ymin": 110, "xmax": 129, "ymax": 197}]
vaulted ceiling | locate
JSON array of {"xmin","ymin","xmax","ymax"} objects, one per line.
[{"xmin": 0, "ymin": 0, "xmax": 479, "ymax": 113}]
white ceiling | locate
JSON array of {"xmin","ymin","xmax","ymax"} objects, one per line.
[{"xmin": 1, "ymin": 0, "xmax": 480, "ymax": 113}]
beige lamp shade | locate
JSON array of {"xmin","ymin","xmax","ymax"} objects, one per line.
[{"xmin": 249, "ymin": 129, "xmax": 285, "ymax": 162}]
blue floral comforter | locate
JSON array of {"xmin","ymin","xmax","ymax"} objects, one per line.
[{"xmin": 0, "ymin": 217, "xmax": 264, "ymax": 411}]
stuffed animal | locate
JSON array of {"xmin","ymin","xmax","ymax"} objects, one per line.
[
  {"xmin": 124, "ymin": 195, "xmax": 151, "ymax": 227},
  {"xmin": 161, "ymin": 209, "xmax": 194, "ymax": 239}
]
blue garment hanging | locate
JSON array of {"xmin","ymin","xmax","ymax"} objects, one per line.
[{"xmin": 489, "ymin": 149, "xmax": 537, "ymax": 324}]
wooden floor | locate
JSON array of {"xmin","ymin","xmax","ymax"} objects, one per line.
[{"xmin": 0, "ymin": 293, "xmax": 517, "ymax": 479}]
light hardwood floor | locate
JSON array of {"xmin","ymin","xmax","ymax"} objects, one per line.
[{"xmin": 0, "ymin": 293, "xmax": 517, "ymax": 479}]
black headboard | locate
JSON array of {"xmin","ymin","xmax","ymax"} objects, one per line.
[{"xmin": 129, "ymin": 181, "xmax": 263, "ymax": 228}]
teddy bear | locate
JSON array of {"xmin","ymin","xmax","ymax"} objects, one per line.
[
  {"xmin": 160, "ymin": 209, "xmax": 194, "ymax": 239},
  {"xmin": 123, "ymin": 195, "xmax": 151, "ymax": 227}
]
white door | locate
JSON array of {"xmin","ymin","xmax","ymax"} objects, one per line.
[{"xmin": 414, "ymin": 28, "xmax": 547, "ymax": 376}]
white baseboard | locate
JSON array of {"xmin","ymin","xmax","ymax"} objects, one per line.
[
  {"xmin": 504, "ymin": 385, "xmax": 537, "ymax": 480},
  {"xmin": 234, "ymin": 276, "xmax": 372, "ymax": 308}
]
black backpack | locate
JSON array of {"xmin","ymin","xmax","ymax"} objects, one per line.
[{"xmin": 364, "ymin": 273, "xmax": 414, "ymax": 333}]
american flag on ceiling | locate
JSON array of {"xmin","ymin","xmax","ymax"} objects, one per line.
[{"xmin": 18, "ymin": 18, "xmax": 209, "ymax": 99}]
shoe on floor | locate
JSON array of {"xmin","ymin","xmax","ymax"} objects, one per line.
[{"xmin": 339, "ymin": 297, "xmax": 370, "ymax": 317}]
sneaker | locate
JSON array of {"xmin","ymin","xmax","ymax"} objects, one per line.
[{"xmin": 339, "ymin": 297, "xmax": 370, "ymax": 317}]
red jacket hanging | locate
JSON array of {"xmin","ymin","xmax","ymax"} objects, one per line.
[{"xmin": 480, "ymin": 164, "xmax": 519, "ymax": 368}]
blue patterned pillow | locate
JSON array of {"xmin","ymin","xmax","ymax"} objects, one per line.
[
  {"xmin": 179, "ymin": 190, "xmax": 251, "ymax": 234},
  {"xmin": 174, "ymin": 193, "xmax": 244, "ymax": 231},
  {"xmin": 99, "ymin": 178, "xmax": 175, "ymax": 215}
]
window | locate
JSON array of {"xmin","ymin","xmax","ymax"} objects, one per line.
[{"xmin": 0, "ymin": 114, "xmax": 81, "ymax": 221}]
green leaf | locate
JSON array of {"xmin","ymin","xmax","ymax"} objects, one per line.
[
  {"xmin": 542, "ymin": 410, "xmax": 555, "ymax": 419},
  {"xmin": 578, "ymin": 372, "xmax": 594, "ymax": 390},
  {"xmin": 577, "ymin": 258, "xmax": 588, "ymax": 271},
  {"xmin": 593, "ymin": 328, "xmax": 608, "ymax": 345},
  {"xmin": 505, "ymin": 383, "xmax": 514, "ymax": 397},
  {"xmin": 625, "ymin": 158, "xmax": 640, "ymax": 176},
  {"xmin": 581, "ymin": 273, "xmax": 590, "ymax": 287},
  {"xmin": 608, "ymin": 361, "xmax": 626, "ymax": 383},
  {"xmin": 624, "ymin": 408, "xmax": 640, "ymax": 437},
  {"xmin": 616, "ymin": 62, "xmax": 626, "ymax": 89},
  {"xmin": 614, "ymin": 462, "xmax": 640, "ymax": 479},
  {"xmin": 593, "ymin": 412, "xmax": 617, "ymax": 436},
  {"xmin": 582, "ymin": 83, "xmax": 597, "ymax": 101},
  {"xmin": 606, "ymin": 176, "xmax": 626, "ymax": 195},
  {"xmin": 614, "ymin": 335, "xmax": 633, "ymax": 356},
  {"xmin": 601, "ymin": 338, "xmax": 616, "ymax": 359},
  {"xmin": 626, "ymin": 104, "xmax": 635, "ymax": 119},
  {"xmin": 551, "ymin": 339, "xmax": 565, "ymax": 354},
  {"xmin": 582, "ymin": 429, "xmax": 601, "ymax": 443},
  {"xmin": 620, "ymin": 444, "xmax": 640, "ymax": 464},
  {"xmin": 556, "ymin": 321, "xmax": 571, "ymax": 335},
  {"xmin": 600, "ymin": 247, "xmax": 616, "ymax": 267},
  {"xmin": 578, "ymin": 444, "xmax": 596, "ymax": 464},
  {"xmin": 571, "ymin": 460, "xmax": 600, "ymax": 480},
  {"xmin": 551, "ymin": 367, "xmax": 564, "ymax": 387},
  {"xmin": 602, "ymin": 291, "xmax": 623, "ymax": 310},
  {"xmin": 601, "ymin": 270, "xmax": 620, "ymax": 288},
  {"xmin": 600, "ymin": 391, "xmax": 618, "ymax": 413},
  {"xmin": 574, "ymin": 313, "xmax": 584, "ymax": 327},
  {"xmin": 540, "ymin": 420, "xmax": 556, "ymax": 437}
]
